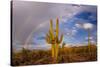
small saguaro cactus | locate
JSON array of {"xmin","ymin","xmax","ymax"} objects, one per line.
[
  {"xmin": 83, "ymin": 23, "xmax": 93, "ymax": 53},
  {"xmin": 45, "ymin": 18, "xmax": 63, "ymax": 63},
  {"xmin": 88, "ymin": 29, "xmax": 91, "ymax": 53},
  {"xmin": 62, "ymin": 42, "xmax": 66, "ymax": 51},
  {"xmin": 61, "ymin": 42, "xmax": 66, "ymax": 62}
]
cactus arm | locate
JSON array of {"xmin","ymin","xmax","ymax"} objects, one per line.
[
  {"xmin": 56, "ymin": 18, "xmax": 59, "ymax": 38},
  {"xmin": 50, "ymin": 19, "xmax": 54, "ymax": 40},
  {"xmin": 59, "ymin": 34, "xmax": 63, "ymax": 44},
  {"xmin": 62, "ymin": 42, "xmax": 66, "ymax": 51},
  {"xmin": 45, "ymin": 18, "xmax": 63, "ymax": 63},
  {"xmin": 45, "ymin": 33, "xmax": 50, "ymax": 44}
]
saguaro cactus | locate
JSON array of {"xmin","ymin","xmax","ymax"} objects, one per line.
[
  {"xmin": 88, "ymin": 29, "xmax": 91, "ymax": 52},
  {"xmin": 83, "ymin": 23, "xmax": 93, "ymax": 53},
  {"xmin": 45, "ymin": 18, "xmax": 63, "ymax": 62},
  {"xmin": 62, "ymin": 42, "xmax": 66, "ymax": 52},
  {"xmin": 61, "ymin": 42, "xmax": 66, "ymax": 62}
]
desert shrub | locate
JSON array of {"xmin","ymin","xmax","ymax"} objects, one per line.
[{"xmin": 12, "ymin": 45, "xmax": 97, "ymax": 66}]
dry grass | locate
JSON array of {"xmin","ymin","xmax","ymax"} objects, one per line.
[{"xmin": 12, "ymin": 45, "xmax": 97, "ymax": 66}]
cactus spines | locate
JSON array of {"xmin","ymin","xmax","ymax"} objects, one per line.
[{"xmin": 45, "ymin": 18, "xmax": 63, "ymax": 63}]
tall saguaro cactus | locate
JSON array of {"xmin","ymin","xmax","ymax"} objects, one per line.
[
  {"xmin": 45, "ymin": 18, "xmax": 63, "ymax": 63},
  {"xmin": 83, "ymin": 23, "xmax": 93, "ymax": 53},
  {"xmin": 88, "ymin": 29, "xmax": 91, "ymax": 52}
]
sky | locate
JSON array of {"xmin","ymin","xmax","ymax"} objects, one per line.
[{"xmin": 12, "ymin": 1, "xmax": 97, "ymax": 50}]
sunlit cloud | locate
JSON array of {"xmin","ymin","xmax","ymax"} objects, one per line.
[
  {"xmin": 75, "ymin": 22, "xmax": 94, "ymax": 30},
  {"xmin": 83, "ymin": 23, "xmax": 94, "ymax": 29}
]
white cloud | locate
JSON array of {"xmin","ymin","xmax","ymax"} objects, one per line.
[
  {"xmin": 65, "ymin": 28, "xmax": 78, "ymax": 37},
  {"xmin": 75, "ymin": 22, "xmax": 94, "ymax": 30},
  {"xmin": 83, "ymin": 23, "xmax": 94, "ymax": 29},
  {"xmin": 75, "ymin": 23, "xmax": 83, "ymax": 28}
]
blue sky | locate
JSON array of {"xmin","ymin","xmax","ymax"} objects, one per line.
[
  {"xmin": 13, "ymin": 1, "xmax": 97, "ymax": 50},
  {"xmin": 32, "ymin": 10, "xmax": 97, "ymax": 47}
]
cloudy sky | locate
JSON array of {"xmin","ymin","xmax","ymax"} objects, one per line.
[{"xmin": 12, "ymin": 1, "xmax": 97, "ymax": 50}]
